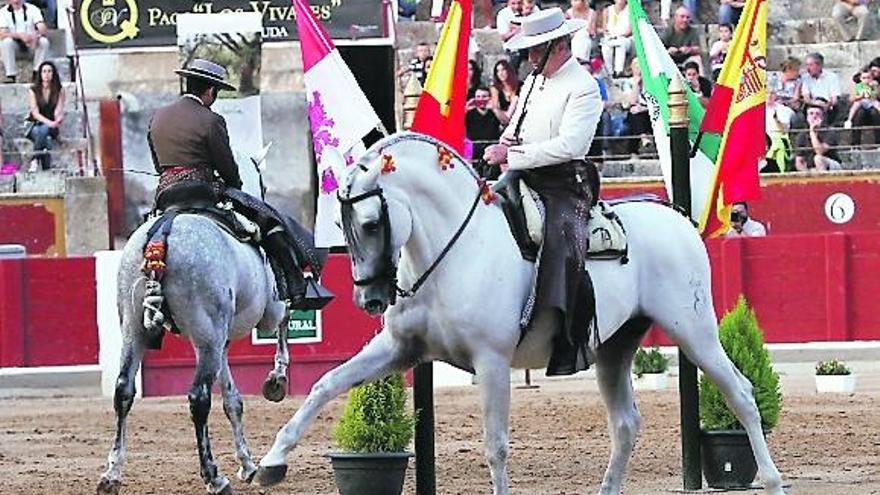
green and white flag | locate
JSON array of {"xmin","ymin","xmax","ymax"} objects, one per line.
[{"xmin": 627, "ymin": 0, "xmax": 720, "ymax": 222}]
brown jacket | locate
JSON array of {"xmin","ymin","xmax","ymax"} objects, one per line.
[{"xmin": 147, "ymin": 95, "xmax": 242, "ymax": 189}]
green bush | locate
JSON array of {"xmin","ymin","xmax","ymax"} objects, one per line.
[
  {"xmin": 633, "ymin": 346, "xmax": 669, "ymax": 378},
  {"xmin": 815, "ymin": 359, "xmax": 851, "ymax": 376},
  {"xmin": 699, "ymin": 296, "xmax": 782, "ymax": 431},
  {"xmin": 333, "ymin": 373, "xmax": 416, "ymax": 453}
]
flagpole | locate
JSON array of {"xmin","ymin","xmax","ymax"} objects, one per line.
[{"xmin": 669, "ymin": 75, "xmax": 702, "ymax": 491}]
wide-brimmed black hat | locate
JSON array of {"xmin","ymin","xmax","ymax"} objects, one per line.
[{"xmin": 175, "ymin": 59, "xmax": 237, "ymax": 92}]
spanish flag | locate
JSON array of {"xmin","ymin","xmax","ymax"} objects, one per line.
[
  {"xmin": 698, "ymin": 0, "xmax": 767, "ymax": 238},
  {"xmin": 411, "ymin": 0, "xmax": 472, "ymax": 153}
]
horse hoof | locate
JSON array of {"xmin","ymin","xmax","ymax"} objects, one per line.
[
  {"xmin": 262, "ymin": 375, "xmax": 288, "ymax": 403},
  {"xmin": 237, "ymin": 464, "xmax": 258, "ymax": 483},
  {"xmin": 217, "ymin": 484, "xmax": 234, "ymax": 495},
  {"xmin": 96, "ymin": 478, "xmax": 121, "ymax": 495},
  {"xmin": 255, "ymin": 464, "xmax": 288, "ymax": 487}
]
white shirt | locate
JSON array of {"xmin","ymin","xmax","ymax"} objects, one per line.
[
  {"xmin": 766, "ymin": 103, "xmax": 794, "ymax": 134},
  {"xmin": 0, "ymin": 3, "xmax": 44, "ymax": 35},
  {"xmin": 726, "ymin": 219, "xmax": 767, "ymax": 237},
  {"xmin": 496, "ymin": 4, "xmax": 540, "ymax": 36},
  {"xmin": 503, "ymin": 56, "xmax": 603, "ymax": 170},
  {"xmin": 800, "ymin": 70, "xmax": 841, "ymax": 102}
]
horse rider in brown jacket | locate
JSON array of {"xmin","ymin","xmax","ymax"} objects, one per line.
[{"xmin": 148, "ymin": 58, "xmax": 321, "ymax": 306}]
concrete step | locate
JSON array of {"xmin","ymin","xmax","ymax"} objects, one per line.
[
  {"xmin": 11, "ymin": 55, "xmax": 72, "ymax": 84},
  {"xmin": 769, "ymin": 17, "xmax": 866, "ymax": 45},
  {"xmin": 0, "ymin": 81, "xmax": 79, "ymax": 113}
]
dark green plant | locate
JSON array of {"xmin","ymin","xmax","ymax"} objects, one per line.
[
  {"xmin": 815, "ymin": 359, "xmax": 851, "ymax": 376},
  {"xmin": 333, "ymin": 373, "xmax": 416, "ymax": 453},
  {"xmin": 699, "ymin": 296, "xmax": 782, "ymax": 431},
  {"xmin": 632, "ymin": 346, "xmax": 669, "ymax": 378}
]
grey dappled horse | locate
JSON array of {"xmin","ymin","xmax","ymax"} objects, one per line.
[
  {"xmin": 97, "ymin": 162, "xmax": 289, "ymax": 495},
  {"xmin": 255, "ymin": 132, "xmax": 785, "ymax": 495}
]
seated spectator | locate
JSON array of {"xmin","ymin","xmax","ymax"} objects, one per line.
[
  {"xmin": 800, "ymin": 52, "xmax": 841, "ymax": 123},
  {"xmin": 466, "ymin": 86, "xmax": 503, "ymax": 180},
  {"xmin": 622, "ymin": 58, "xmax": 652, "ymax": 156},
  {"xmin": 521, "ymin": 0, "xmax": 539, "ymax": 17},
  {"xmin": 718, "ymin": 0, "xmax": 744, "ymax": 26},
  {"xmin": 843, "ymin": 67, "xmax": 880, "ymax": 146},
  {"xmin": 763, "ymin": 91, "xmax": 794, "ymax": 172},
  {"xmin": 27, "ymin": 60, "xmax": 64, "ymax": 171},
  {"xmin": 397, "ymin": 41, "xmax": 432, "ymax": 87},
  {"xmin": 870, "ymin": 57, "xmax": 880, "ymax": 81},
  {"xmin": 567, "ymin": 0, "xmax": 597, "ymax": 62},
  {"xmin": 661, "ymin": 6, "xmax": 702, "ymax": 73},
  {"xmin": 600, "ymin": 0, "xmax": 632, "ymax": 78},
  {"xmin": 490, "ymin": 59, "xmax": 520, "ymax": 124},
  {"xmin": 794, "ymin": 105, "xmax": 842, "ymax": 171},
  {"xmin": 467, "ymin": 59, "xmax": 482, "ymax": 100},
  {"xmin": 709, "ymin": 23, "xmax": 732, "ymax": 81},
  {"xmin": 726, "ymin": 202, "xmax": 767, "ymax": 237},
  {"xmin": 769, "ymin": 57, "xmax": 802, "ymax": 113},
  {"xmin": 497, "ymin": 0, "xmax": 525, "ymax": 71},
  {"xmin": 831, "ymin": 0, "xmax": 870, "ymax": 42},
  {"xmin": 683, "ymin": 61, "xmax": 712, "ymax": 105},
  {"xmin": 0, "ymin": 0, "xmax": 49, "ymax": 84}
]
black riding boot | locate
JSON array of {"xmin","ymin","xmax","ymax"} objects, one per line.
[{"xmin": 262, "ymin": 231, "xmax": 307, "ymax": 306}]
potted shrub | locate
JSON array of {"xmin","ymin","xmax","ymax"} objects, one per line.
[
  {"xmin": 699, "ymin": 296, "xmax": 782, "ymax": 489},
  {"xmin": 815, "ymin": 359, "xmax": 857, "ymax": 394},
  {"xmin": 327, "ymin": 373, "xmax": 416, "ymax": 495},
  {"xmin": 632, "ymin": 345, "xmax": 670, "ymax": 390}
]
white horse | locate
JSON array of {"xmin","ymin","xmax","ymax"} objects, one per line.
[{"xmin": 255, "ymin": 132, "xmax": 785, "ymax": 495}]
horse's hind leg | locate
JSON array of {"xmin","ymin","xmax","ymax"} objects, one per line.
[
  {"xmin": 593, "ymin": 319, "xmax": 651, "ymax": 495},
  {"xmin": 261, "ymin": 305, "xmax": 289, "ymax": 403},
  {"xmin": 256, "ymin": 329, "xmax": 408, "ymax": 487},
  {"xmin": 97, "ymin": 331, "xmax": 146, "ymax": 495},
  {"xmin": 219, "ymin": 351, "xmax": 258, "ymax": 483},
  {"xmin": 659, "ymin": 312, "xmax": 785, "ymax": 495},
  {"xmin": 189, "ymin": 344, "xmax": 232, "ymax": 494}
]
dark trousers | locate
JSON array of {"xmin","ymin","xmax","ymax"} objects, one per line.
[{"xmin": 852, "ymin": 106, "xmax": 880, "ymax": 146}]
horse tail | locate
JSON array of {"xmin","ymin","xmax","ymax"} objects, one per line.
[
  {"xmin": 142, "ymin": 275, "xmax": 166, "ymax": 334},
  {"xmin": 140, "ymin": 212, "xmax": 178, "ymax": 342}
]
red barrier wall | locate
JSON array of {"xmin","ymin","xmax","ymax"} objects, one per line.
[
  {"xmin": 141, "ymin": 254, "xmax": 381, "ymax": 397},
  {"xmin": 602, "ymin": 172, "xmax": 880, "ymax": 235},
  {"xmin": 0, "ymin": 257, "xmax": 97, "ymax": 367}
]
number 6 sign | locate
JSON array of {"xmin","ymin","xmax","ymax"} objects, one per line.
[{"xmin": 824, "ymin": 193, "xmax": 855, "ymax": 224}]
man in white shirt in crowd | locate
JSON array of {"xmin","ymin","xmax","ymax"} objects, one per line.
[
  {"xmin": 726, "ymin": 202, "xmax": 767, "ymax": 237},
  {"xmin": 0, "ymin": 0, "xmax": 49, "ymax": 83},
  {"xmin": 800, "ymin": 52, "xmax": 841, "ymax": 123}
]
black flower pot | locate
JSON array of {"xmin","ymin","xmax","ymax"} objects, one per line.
[
  {"xmin": 326, "ymin": 452, "xmax": 413, "ymax": 495},
  {"xmin": 701, "ymin": 429, "xmax": 758, "ymax": 489}
]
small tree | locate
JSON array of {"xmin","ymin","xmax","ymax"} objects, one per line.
[
  {"xmin": 333, "ymin": 373, "xmax": 416, "ymax": 453},
  {"xmin": 699, "ymin": 296, "xmax": 782, "ymax": 431},
  {"xmin": 632, "ymin": 346, "xmax": 670, "ymax": 378}
]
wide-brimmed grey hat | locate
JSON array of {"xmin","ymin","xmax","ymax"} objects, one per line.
[
  {"xmin": 504, "ymin": 8, "xmax": 587, "ymax": 51},
  {"xmin": 175, "ymin": 58, "xmax": 237, "ymax": 92}
]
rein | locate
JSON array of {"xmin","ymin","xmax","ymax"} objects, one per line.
[{"xmin": 339, "ymin": 165, "xmax": 483, "ymax": 302}]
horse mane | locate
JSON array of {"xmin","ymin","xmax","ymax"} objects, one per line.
[{"xmin": 345, "ymin": 132, "xmax": 482, "ymax": 196}]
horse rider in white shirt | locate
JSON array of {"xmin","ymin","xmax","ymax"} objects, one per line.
[{"xmin": 484, "ymin": 8, "xmax": 604, "ymax": 376}]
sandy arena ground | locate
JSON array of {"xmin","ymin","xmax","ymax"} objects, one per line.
[{"xmin": 1, "ymin": 375, "xmax": 878, "ymax": 495}]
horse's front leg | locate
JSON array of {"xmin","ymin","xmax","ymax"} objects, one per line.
[
  {"xmin": 255, "ymin": 329, "xmax": 409, "ymax": 487},
  {"xmin": 474, "ymin": 354, "xmax": 512, "ymax": 495},
  {"xmin": 262, "ymin": 305, "xmax": 289, "ymax": 403}
]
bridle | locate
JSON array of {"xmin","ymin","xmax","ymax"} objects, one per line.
[{"xmin": 338, "ymin": 175, "xmax": 482, "ymax": 306}]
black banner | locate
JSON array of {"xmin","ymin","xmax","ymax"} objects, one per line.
[{"xmin": 73, "ymin": 0, "xmax": 386, "ymax": 50}]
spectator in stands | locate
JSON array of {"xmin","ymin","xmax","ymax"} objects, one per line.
[
  {"xmin": 661, "ymin": 6, "xmax": 702, "ymax": 73},
  {"xmin": 26, "ymin": 60, "xmax": 64, "ymax": 171},
  {"xmin": 467, "ymin": 59, "xmax": 482, "ymax": 99},
  {"xmin": 831, "ymin": 0, "xmax": 870, "ymax": 42},
  {"xmin": 844, "ymin": 67, "xmax": 880, "ymax": 146},
  {"xmin": 764, "ymin": 91, "xmax": 795, "ymax": 172},
  {"xmin": 521, "ymin": 0, "xmax": 538, "ymax": 17},
  {"xmin": 490, "ymin": 59, "xmax": 520, "ymax": 124},
  {"xmin": 870, "ymin": 57, "xmax": 880, "ymax": 81},
  {"xmin": 800, "ymin": 53, "xmax": 841, "ymax": 124},
  {"xmin": 769, "ymin": 57, "xmax": 802, "ymax": 113},
  {"xmin": 622, "ymin": 58, "xmax": 652, "ymax": 156},
  {"xmin": 397, "ymin": 41, "xmax": 432, "ymax": 87},
  {"xmin": 718, "ymin": 0, "xmax": 744, "ymax": 26},
  {"xmin": 600, "ymin": 0, "xmax": 632, "ymax": 78},
  {"xmin": 794, "ymin": 104, "xmax": 842, "ymax": 171},
  {"xmin": 466, "ymin": 86, "xmax": 503, "ymax": 180},
  {"xmin": 497, "ymin": 0, "xmax": 526, "ymax": 71},
  {"xmin": 709, "ymin": 23, "xmax": 732, "ymax": 81},
  {"xmin": 726, "ymin": 202, "xmax": 767, "ymax": 237},
  {"xmin": 683, "ymin": 61, "xmax": 712, "ymax": 105},
  {"xmin": 567, "ymin": 0, "xmax": 597, "ymax": 62},
  {"xmin": 583, "ymin": 57, "xmax": 610, "ymax": 161},
  {"xmin": 0, "ymin": 0, "xmax": 49, "ymax": 84}
]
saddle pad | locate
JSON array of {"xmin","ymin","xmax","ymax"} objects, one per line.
[{"xmin": 586, "ymin": 201, "xmax": 628, "ymax": 260}]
